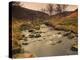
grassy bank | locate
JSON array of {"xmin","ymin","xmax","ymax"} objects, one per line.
[{"xmin": 47, "ymin": 17, "xmax": 78, "ymax": 33}]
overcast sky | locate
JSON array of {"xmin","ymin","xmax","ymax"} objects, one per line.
[{"xmin": 20, "ymin": 2, "xmax": 77, "ymax": 11}]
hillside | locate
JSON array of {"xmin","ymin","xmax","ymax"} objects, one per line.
[
  {"xmin": 45, "ymin": 9, "xmax": 78, "ymax": 33},
  {"xmin": 12, "ymin": 6, "xmax": 49, "ymax": 20},
  {"xmin": 65, "ymin": 9, "xmax": 78, "ymax": 18},
  {"xmin": 50, "ymin": 9, "xmax": 78, "ymax": 19}
]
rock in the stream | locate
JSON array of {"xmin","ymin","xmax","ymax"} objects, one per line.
[
  {"xmin": 23, "ymin": 37, "xmax": 28, "ymax": 41},
  {"xmin": 63, "ymin": 31, "xmax": 71, "ymax": 36},
  {"xmin": 29, "ymin": 34, "xmax": 35, "ymax": 38},
  {"xmin": 12, "ymin": 48, "xmax": 22, "ymax": 55},
  {"xmin": 54, "ymin": 25, "xmax": 69, "ymax": 31},
  {"xmin": 28, "ymin": 29, "xmax": 34, "ymax": 32},
  {"xmin": 57, "ymin": 32, "xmax": 62, "ymax": 34},
  {"xmin": 20, "ymin": 24, "xmax": 29, "ymax": 31},
  {"xmin": 67, "ymin": 33, "xmax": 75, "ymax": 39},
  {"xmin": 22, "ymin": 43, "xmax": 29, "ymax": 45},
  {"xmin": 75, "ymin": 34, "xmax": 78, "ymax": 37},
  {"xmin": 35, "ymin": 34, "xmax": 41, "ymax": 38},
  {"xmin": 29, "ymin": 33, "xmax": 41, "ymax": 38},
  {"xmin": 38, "ymin": 40, "xmax": 42, "ymax": 41},
  {"xmin": 21, "ymin": 37, "xmax": 27, "ymax": 41},
  {"xmin": 34, "ymin": 26, "xmax": 40, "ymax": 30},
  {"xmin": 47, "ymin": 40, "xmax": 57, "ymax": 45},
  {"xmin": 57, "ymin": 40, "xmax": 62, "ymax": 43},
  {"xmin": 71, "ymin": 44, "xmax": 78, "ymax": 51}
]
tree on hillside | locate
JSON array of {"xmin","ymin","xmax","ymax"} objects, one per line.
[
  {"xmin": 46, "ymin": 4, "xmax": 67, "ymax": 16},
  {"xmin": 47, "ymin": 4, "xmax": 54, "ymax": 16},
  {"xmin": 56, "ymin": 4, "xmax": 68, "ymax": 14}
]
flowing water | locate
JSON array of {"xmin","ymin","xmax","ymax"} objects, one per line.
[{"xmin": 19, "ymin": 24, "xmax": 77, "ymax": 57}]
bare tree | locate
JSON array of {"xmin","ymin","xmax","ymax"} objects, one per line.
[
  {"xmin": 62, "ymin": 5, "xmax": 67, "ymax": 12},
  {"xmin": 56, "ymin": 4, "xmax": 68, "ymax": 14},
  {"xmin": 47, "ymin": 4, "xmax": 54, "ymax": 16},
  {"xmin": 41, "ymin": 4, "xmax": 68, "ymax": 16}
]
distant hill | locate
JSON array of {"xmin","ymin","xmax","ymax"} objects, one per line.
[
  {"xmin": 65, "ymin": 9, "xmax": 78, "ymax": 18},
  {"xmin": 50, "ymin": 9, "xmax": 78, "ymax": 19},
  {"xmin": 12, "ymin": 6, "xmax": 49, "ymax": 20}
]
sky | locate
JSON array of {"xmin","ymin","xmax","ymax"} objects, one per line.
[{"xmin": 20, "ymin": 2, "xmax": 77, "ymax": 11}]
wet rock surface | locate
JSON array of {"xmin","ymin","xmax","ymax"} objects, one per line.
[{"xmin": 19, "ymin": 24, "xmax": 78, "ymax": 57}]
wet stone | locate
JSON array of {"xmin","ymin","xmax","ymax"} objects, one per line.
[
  {"xmin": 57, "ymin": 40, "xmax": 62, "ymax": 43},
  {"xmin": 71, "ymin": 46, "xmax": 78, "ymax": 51},
  {"xmin": 35, "ymin": 34, "xmax": 41, "ymax": 38},
  {"xmin": 67, "ymin": 35, "xmax": 74, "ymax": 39},
  {"xmin": 28, "ymin": 29, "xmax": 34, "ymax": 32},
  {"xmin": 57, "ymin": 32, "xmax": 62, "ymax": 34},
  {"xmin": 71, "ymin": 44, "xmax": 78, "ymax": 51},
  {"xmin": 22, "ymin": 43, "xmax": 29, "ymax": 45},
  {"xmin": 38, "ymin": 40, "xmax": 42, "ymax": 41},
  {"xmin": 63, "ymin": 31, "xmax": 71, "ymax": 36},
  {"xmin": 23, "ymin": 37, "xmax": 28, "ymax": 41},
  {"xmin": 12, "ymin": 48, "xmax": 21, "ymax": 55},
  {"xmin": 29, "ymin": 34, "xmax": 35, "ymax": 38}
]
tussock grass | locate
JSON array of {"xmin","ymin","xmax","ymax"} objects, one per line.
[{"xmin": 48, "ymin": 17, "xmax": 78, "ymax": 33}]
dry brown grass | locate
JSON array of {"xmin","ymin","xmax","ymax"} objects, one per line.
[
  {"xmin": 12, "ymin": 17, "xmax": 40, "ymax": 48},
  {"xmin": 48, "ymin": 17, "xmax": 78, "ymax": 33},
  {"xmin": 12, "ymin": 18, "xmax": 32, "ymax": 50}
]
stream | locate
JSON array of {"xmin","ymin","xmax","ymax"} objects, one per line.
[{"xmin": 19, "ymin": 24, "xmax": 77, "ymax": 57}]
